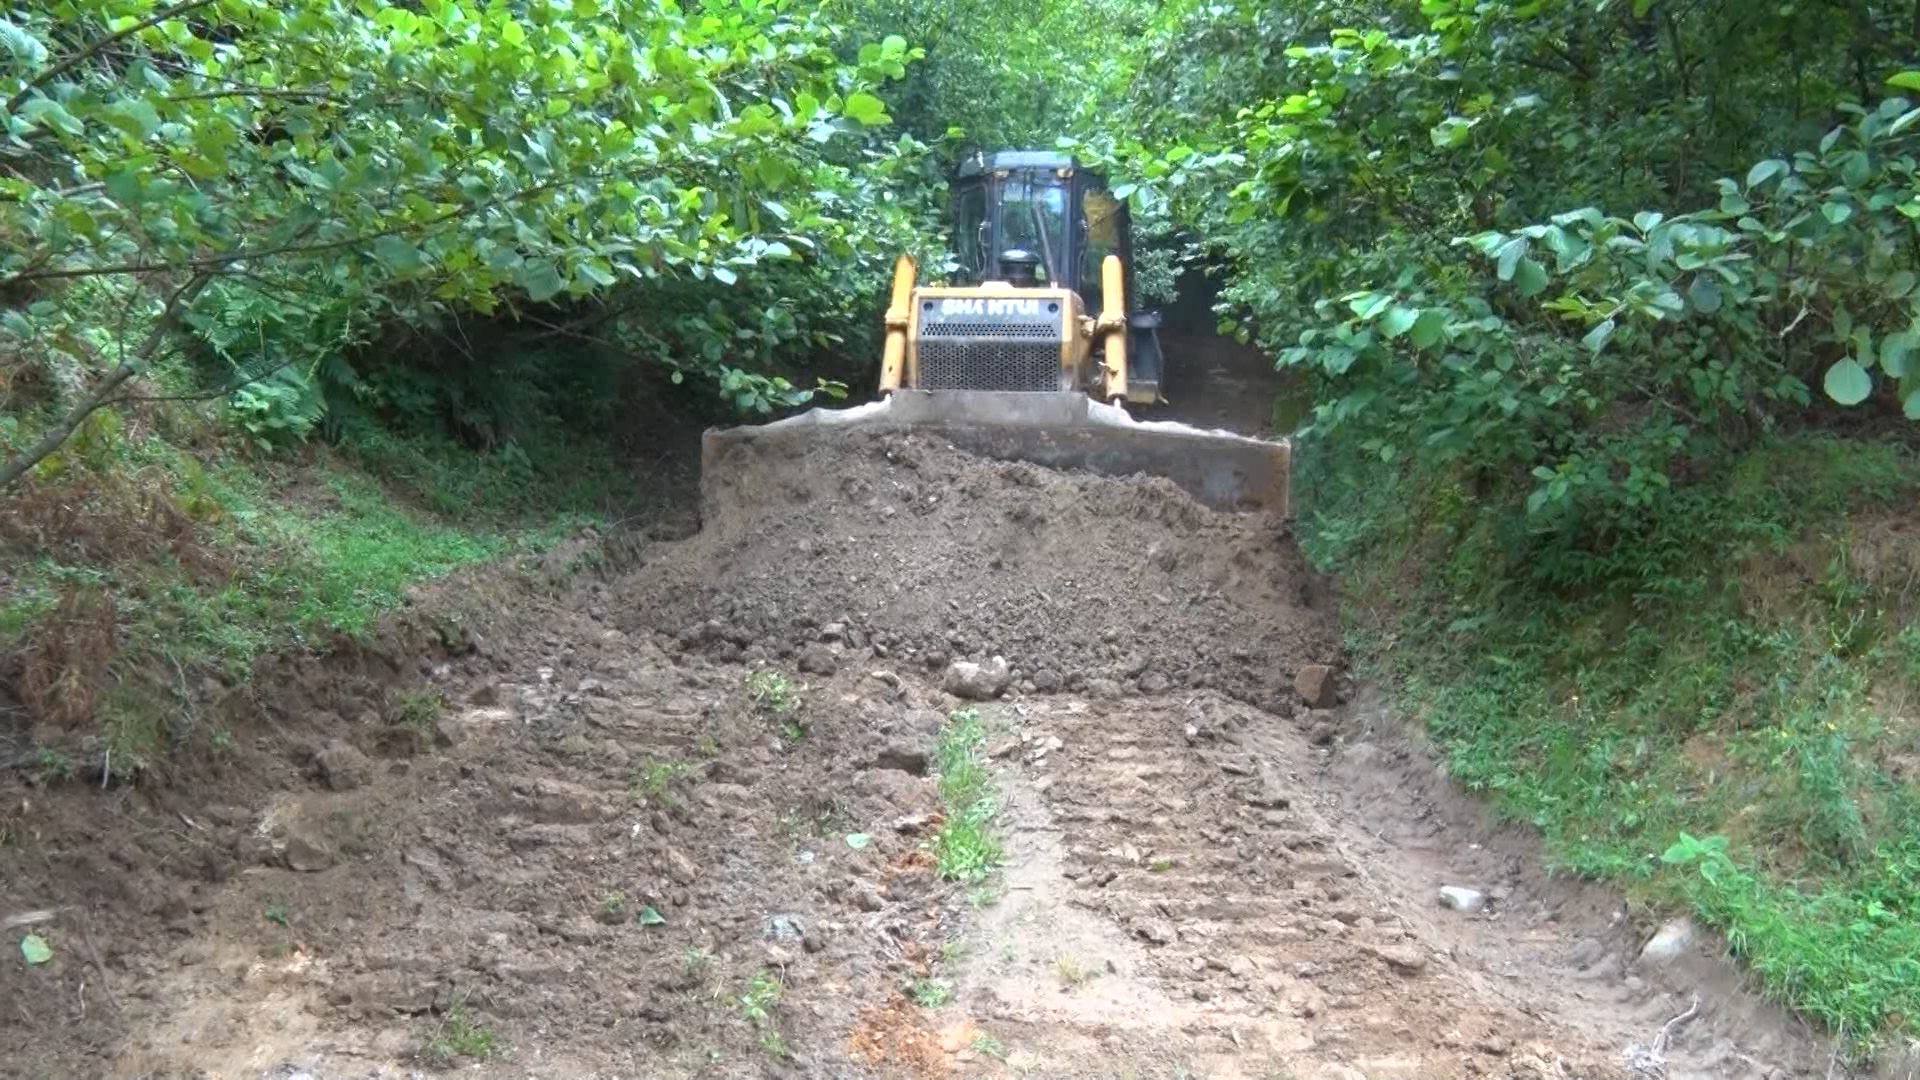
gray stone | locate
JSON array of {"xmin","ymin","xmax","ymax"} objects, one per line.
[
  {"xmin": 763, "ymin": 913, "xmax": 807, "ymax": 944},
  {"xmin": 1638, "ymin": 916, "xmax": 1696, "ymax": 964},
  {"xmin": 1295, "ymin": 663, "xmax": 1337, "ymax": 708},
  {"xmin": 1438, "ymin": 886, "xmax": 1486, "ymax": 913},
  {"xmin": 1031, "ymin": 668, "xmax": 1063, "ymax": 693},
  {"xmin": 1132, "ymin": 917, "xmax": 1178, "ymax": 945},
  {"xmin": 312, "ymin": 739, "xmax": 372, "ymax": 792},
  {"xmin": 281, "ymin": 831, "xmax": 334, "ymax": 873},
  {"xmin": 943, "ymin": 655, "xmax": 1011, "ymax": 700},
  {"xmin": 1362, "ymin": 943, "xmax": 1428, "ymax": 974},
  {"xmin": 869, "ymin": 739, "xmax": 930, "ymax": 776},
  {"xmin": 798, "ymin": 643, "xmax": 839, "ymax": 675}
]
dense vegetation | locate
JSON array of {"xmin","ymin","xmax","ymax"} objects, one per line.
[{"xmin": 7, "ymin": 0, "xmax": 1920, "ymax": 1058}]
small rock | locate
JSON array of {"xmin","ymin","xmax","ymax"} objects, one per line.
[
  {"xmin": 848, "ymin": 881, "xmax": 887, "ymax": 912},
  {"xmin": 1637, "ymin": 916, "xmax": 1696, "ymax": 965},
  {"xmin": 819, "ymin": 622, "xmax": 847, "ymax": 642},
  {"xmin": 763, "ymin": 913, "xmax": 807, "ymax": 944},
  {"xmin": 798, "ymin": 643, "xmax": 839, "ymax": 675},
  {"xmin": 1362, "ymin": 943, "xmax": 1428, "ymax": 974},
  {"xmin": 943, "ymin": 656, "xmax": 1012, "ymax": 700},
  {"xmin": 869, "ymin": 670, "xmax": 901, "ymax": 688},
  {"xmin": 664, "ymin": 848, "xmax": 699, "ymax": 885},
  {"xmin": 1295, "ymin": 663, "xmax": 1337, "ymax": 708},
  {"xmin": 1438, "ymin": 886, "xmax": 1487, "ymax": 913},
  {"xmin": 1031, "ymin": 668, "xmax": 1062, "ymax": 693},
  {"xmin": 312, "ymin": 739, "xmax": 372, "ymax": 792},
  {"xmin": 1138, "ymin": 671, "xmax": 1170, "ymax": 694},
  {"xmin": 869, "ymin": 739, "xmax": 930, "ymax": 776},
  {"xmin": 1132, "ymin": 917, "xmax": 1178, "ymax": 945},
  {"xmin": 1474, "ymin": 1034, "xmax": 1511, "ymax": 1056},
  {"xmin": 281, "ymin": 831, "xmax": 335, "ymax": 873}
]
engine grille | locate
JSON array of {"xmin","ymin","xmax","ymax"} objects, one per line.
[{"xmin": 918, "ymin": 337, "xmax": 1061, "ymax": 391}]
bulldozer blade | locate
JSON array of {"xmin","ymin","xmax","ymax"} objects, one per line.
[{"xmin": 702, "ymin": 390, "xmax": 1290, "ymax": 515}]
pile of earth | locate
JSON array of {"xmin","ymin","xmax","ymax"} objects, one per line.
[{"xmin": 619, "ymin": 429, "xmax": 1341, "ymax": 710}]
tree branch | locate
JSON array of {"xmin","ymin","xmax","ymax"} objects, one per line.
[
  {"xmin": 0, "ymin": 273, "xmax": 210, "ymax": 490},
  {"xmin": 4, "ymin": 0, "xmax": 218, "ymax": 116},
  {"xmin": 1, "ymin": 177, "xmax": 574, "ymax": 287}
]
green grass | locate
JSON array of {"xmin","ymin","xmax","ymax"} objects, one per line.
[
  {"xmin": 1309, "ymin": 434, "xmax": 1920, "ymax": 1055},
  {"xmin": 907, "ymin": 977, "xmax": 952, "ymax": 1008},
  {"xmin": 738, "ymin": 970, "xmax": 782, "ymax": 1025},
  {"xmin": 423, "ymin": 1000, "xmax": 497, "ymax": 1064},
  {"xmin": 932, "ymin": 707, "xmax": 1004, "ymax": 883},
  {"xmin": 4, "ymin": 418, "xmax": 620, "ymax": 770}
]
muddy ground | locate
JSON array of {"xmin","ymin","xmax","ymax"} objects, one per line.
[{"xmin": 1, "ymin": 415, "xmax": 1851, "ymax": 1078}]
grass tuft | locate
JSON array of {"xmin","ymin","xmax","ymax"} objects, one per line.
[{"xmin": 932, "ymin": 707, "xmax": 1003, "ymax": 883}]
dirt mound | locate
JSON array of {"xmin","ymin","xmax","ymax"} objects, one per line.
[{"xmin": 625, "ymin": 430, "xmax": 1338, "ymax": 707}]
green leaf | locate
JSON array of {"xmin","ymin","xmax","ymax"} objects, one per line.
[
  {"xmin": 20, "ymin": 934, "xmax": 51, "ymax": 966},
  {"xmin": 1888, "ymin": 71, "xmax": 1920, "ymax": 92},
  {"xmin": 1512, "ymin": 258, "xmax": 1548, "ymax": 298},
  {"xmin": 1823, "ymin": 358, "xmax": 1872, "ymax": 405},
  {"xmin": 1409, "ymin": 309, "xmax": 1447, "ymax": 349},
  {"xmin": 842, "ymin": 92, "xmax": 890, "ymax": 127},
  {"xmin": 1429, "ymin": 116, "xmax": 1475, "ymax": 149},
  {"xmin": 1345, "ymin": 292, "xmax": 1391, "ymax": 320},
  {"xmin": 1821, "ymin": 201, "xmax": 1853, "ymax": 225},
  {"xmin": 1744, "ymin": 159, "xmax": 1787, "ymax": 189},
  {"xmin": 1380, "ymin": 306, "xmax": 1420, "ymax": 339},
  {"xmin": 372, "ymin": 235, "xmax": 425, "ymax": 274},
  {"xmin": 0, "ymin": 17, "xmax": 49, "ymax": 66},
  {"xmin": 518, "ymin": 259, "xmax": 566, "ymax": 302},
  {"xmin": 638, "ymin": 906, "xmax": 667, "ymax": 927},
  {"xmin": 1582, "ymin": 318, "xmax": 1617, "ymax": 353},
  {"xmin": 1882, "ymin": 332, "xmax": 1913, "ymax": 378},
  {"xmin": 19, "ymin": 97, "xmax": 83, "ymax": 136},
  {"xmin": 711, "ymin": 265, "xmax": 738, "ymax": 286},
  {"xmin": 1495, "ymin": 237, "xmax": 1526, "ymax": 282},
  {"xmin": 1687, "ymin": 275, "xmax": 1722, "ymax": 314},
  {"xmin": 1906, "ymin": 389, "xmax": 1920, "ymax": 420}
]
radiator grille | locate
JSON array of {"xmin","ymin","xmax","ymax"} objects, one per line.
[{"xmin": 918, "ymin": 338, "xmax": 1062, "ymax": 391}]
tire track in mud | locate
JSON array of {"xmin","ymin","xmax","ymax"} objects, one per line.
[{"xmin": 944, "ymin": 694, "xmax": 1621, "ymax": 1080}]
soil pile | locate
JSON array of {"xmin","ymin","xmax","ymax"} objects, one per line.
[{"xmin": 627, "ymin": 429, "xmax": 1338, "ymax": 708}]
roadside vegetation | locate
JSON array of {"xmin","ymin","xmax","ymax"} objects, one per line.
[{"xmin": 8, "ymin": 0, "xmax": 1920, "ymax": 1060}]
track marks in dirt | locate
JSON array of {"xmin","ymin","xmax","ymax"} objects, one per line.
[{"xmin": 943, "ymin": 694, "xmax": 1624, "ymax": 1080}]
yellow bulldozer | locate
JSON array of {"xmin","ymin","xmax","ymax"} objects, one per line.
[
  {"xmin": 704, "ymin": 151, "xmax": 1291, "ymax": 515},
  {"xmin": 879, "ymin": 150, "xmax": 1162, "ymax": 405}
]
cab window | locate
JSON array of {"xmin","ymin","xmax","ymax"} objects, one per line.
[{"xmin": 952, "ymin": 181, "xmax": 988, "ymax": 282}]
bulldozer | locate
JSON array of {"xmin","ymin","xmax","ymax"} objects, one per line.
[
  {"xmin": 702, "ymin": 150, "xmax": 1292, "ymax": 515},
  {"xmin": 879, "ymin": 150, "xmax": 1163, "ymax": 405}
]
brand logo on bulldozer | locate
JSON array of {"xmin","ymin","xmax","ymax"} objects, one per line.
[{"xmin": 940, "ymin": 297, "xmax": 1042, "ymax": 316}]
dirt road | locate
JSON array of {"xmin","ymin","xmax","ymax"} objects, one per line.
[{"xmin": 1, "ymin": 425, "xmax": 1840, "ymax": 1078}]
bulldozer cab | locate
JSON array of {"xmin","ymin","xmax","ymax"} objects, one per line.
[{"xmin": 950, "ymin": 152, "xmax": 1144, "ymax": 326}]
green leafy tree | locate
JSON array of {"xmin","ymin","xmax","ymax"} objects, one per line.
[{"xmin": 0, "ymin": 0, "xmax": 931, "ymax": 485}]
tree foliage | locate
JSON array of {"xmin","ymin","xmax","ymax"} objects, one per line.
[
  {"xmin": 1, "ymin": 0, "xmax": 936, "ymax": 482},
  {"xmin": 1110, "ymin": 0, "xmax": 1920, "ymax": 584}
]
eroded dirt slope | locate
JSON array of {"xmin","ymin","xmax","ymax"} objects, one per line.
[{"xmin": 0, "ymin": 432, "xmax": 1840, "ymax": 1079}]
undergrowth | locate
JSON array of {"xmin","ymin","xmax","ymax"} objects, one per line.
[
  {"xmin": 2, "ymin": 401, "xmax": 624, "ymax": 772},
  {"xmin": 1306, "ymin": 433, "xmax": 1920, "ymax": 1054},
  {"xmin": 932, "ymin": 706, "xmax": 1003, "ymax": 883}
]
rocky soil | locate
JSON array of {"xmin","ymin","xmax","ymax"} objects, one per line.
[{"xmin": 0, "ymin": 430, "xmax": 1845, "ymax": 1079}]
